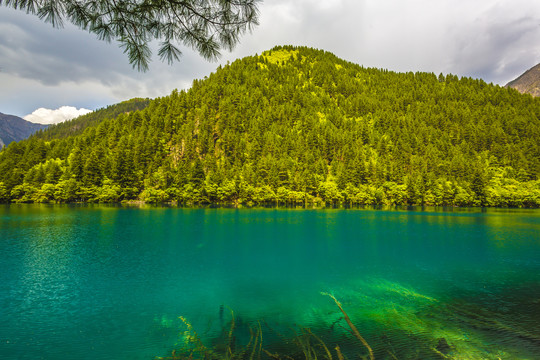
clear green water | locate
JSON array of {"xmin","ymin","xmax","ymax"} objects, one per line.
[{"xmin": 1, "ymin": 205, "xmax": 539, "ymax": 359}]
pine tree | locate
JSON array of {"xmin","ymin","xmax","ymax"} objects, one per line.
[
  {"xmin": 83, "ymin": 149, "xmax": 103, "ymax": 186},
  {"xmin": 1, "ymin": 0, "xmax": 261, "ymax": 71}
]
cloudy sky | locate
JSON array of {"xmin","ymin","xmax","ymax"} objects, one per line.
[{"xmin": 1, "ymin": 0, "xmax": 540, "ymax": 123}]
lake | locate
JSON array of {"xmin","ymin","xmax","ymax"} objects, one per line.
[{"xmin": 1, "ymin": 205, "xmax": 539, "ymax": 359}]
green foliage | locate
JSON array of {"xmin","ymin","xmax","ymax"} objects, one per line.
[
  {"xmin": 54, "ymin": 179, "xmax": 80, "ymax": 203},
  {"xmin": 1, "ymin": 0, "xmax": 260, "ymax": 71},
  {"xmin": 34, "ymin": 98, "xmax": 150, "ymax": 140},
  {"xmin": 1, "ymin": 46, "xmax": 540, "ymax": 206},
  {"xmin": 0, "ymin": 182, "xmax": 8, "ymax": 203}
]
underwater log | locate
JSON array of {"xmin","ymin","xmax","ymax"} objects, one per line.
[{"xmin": 322, "ymin": 292, "xmax": 375, "ymax": 360}]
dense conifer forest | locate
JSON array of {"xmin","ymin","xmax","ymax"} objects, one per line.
[{"xmin": 1, "ymin": 46, "xmax": 540, "ymax": 207}]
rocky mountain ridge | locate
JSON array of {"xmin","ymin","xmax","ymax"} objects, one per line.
[{"xmin": 506, "ymin": 63, "xmax": 540, "ymax": 97}]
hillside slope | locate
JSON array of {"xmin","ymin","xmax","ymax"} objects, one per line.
[
  {"xmin": 506, "ymin": 63, "xmax": 540, "ymax": 97},
  {"xmin": 0, "ymin": 113, "xmax": 48, "ymax": 147},
  {"xmin": 1, "ymin": 46, "xmax": 539, "ymax": 206},
  {"xmin": 34, "ymin": 98, "xmax": 150, "ymax": 140}
]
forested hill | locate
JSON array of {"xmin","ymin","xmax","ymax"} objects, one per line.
[
  {"xmin": 34, "ymin": 98, "xmax": 150, "ymax": 140},
  {"xmin": 1, "ymin": 46, "xmax": 540, "ymax": 207}
]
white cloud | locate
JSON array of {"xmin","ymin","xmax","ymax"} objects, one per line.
[{"xmin": 24, "ymin": 106, "xmax": 92, "ymax": 124}]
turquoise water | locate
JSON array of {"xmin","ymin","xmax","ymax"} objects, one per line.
[{"xmin": 1, "ymin": 205, "xmax": 539, "ymax": 359}]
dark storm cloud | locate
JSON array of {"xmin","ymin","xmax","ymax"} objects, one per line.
[
  {"xmin": 0, "ymin": 7, "xmax": 219, "ymax": 115},
  {"xmin": 0, "ymin": 7, "xmax": 219, "ymax": 84},
  {"xmin": 1, "ymin": 0, "xmax": 539, "ymax": 118},
  {"xmin": 0, "ymin": 8, "xmax": 129, "ymax": 85},
  {"xmin": 447, "ymin": 3, "xmax": 540, "ymax": 84}
]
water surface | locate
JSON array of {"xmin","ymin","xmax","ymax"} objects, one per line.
[{"xmin": 1, "ymin": 205, "xmax": 539, "ymax": 359}]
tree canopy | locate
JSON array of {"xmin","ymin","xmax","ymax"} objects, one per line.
[
  {"xmin": 1, "ymin": 0, "xmax": 261, "ymax": 71},
  {"xmin": 1, "ymin": 46, "xmax": 540, "ymax": 207}
]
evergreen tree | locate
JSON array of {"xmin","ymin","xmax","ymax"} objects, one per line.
[
  {"xmin": 1, "ymin": 0, "xmax": 261, "ymax": 71},
  {"xmin": 1, "ymin": 46, "xmax": 539, "ymax": 207},
  {"xmin": 83, "ymin": 149, "xmax": 103, "ymax": 186},
  {"xmin": 68, "ymin": 148, "xmax": 84, "ymax": 181}
]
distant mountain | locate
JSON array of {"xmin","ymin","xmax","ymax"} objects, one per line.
[
  {"xmin": 0, "ymin": 113, "xmax": 48, "ymax": 147},
  {"xmin": 506, "ymin": 63, "xmax": 540, "ymax": 97}
]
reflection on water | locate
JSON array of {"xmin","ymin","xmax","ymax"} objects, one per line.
[{"xmin": 0, "ymin": 205, "xmax": 539, "ymax": 359}]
